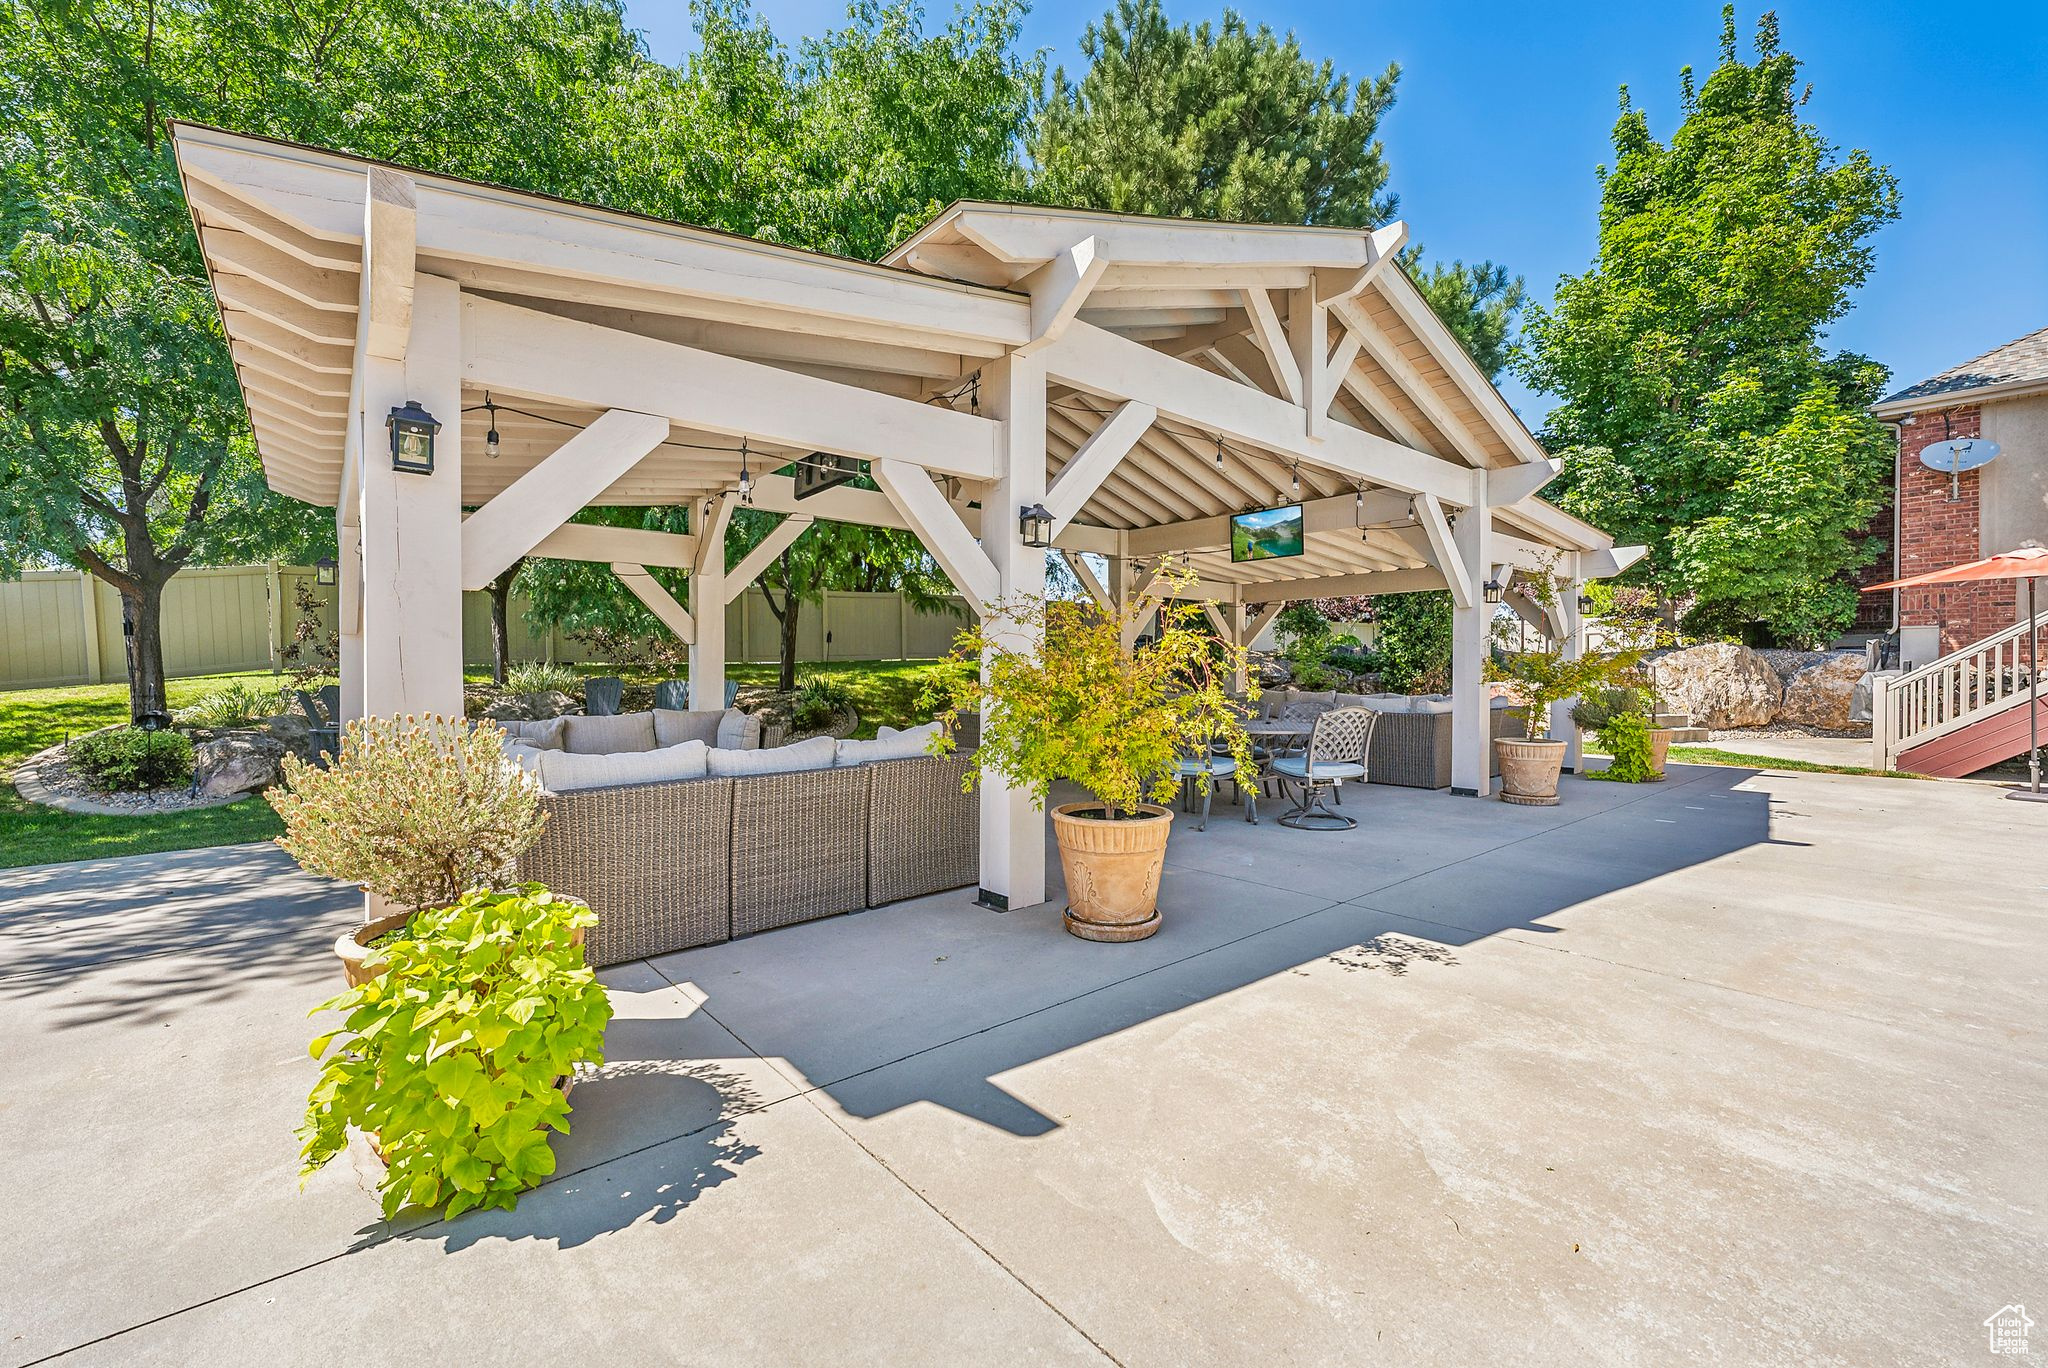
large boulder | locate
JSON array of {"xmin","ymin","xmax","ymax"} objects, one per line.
[
  {"xmin": 1652, "ymin": 643, "xmax": 1782, "ymax": 729},
  {"xmin": 193, "ymin": 733, "xmax": 288, "ymax": 798},
  {"xmin": 482, "ymin": 689, "xmax": 577, "ymax": 722},
  {"xmin": 261, "ymin": 711, "xmax": 314, "ymax": 759},
  {"xmin": 1778, "ymin": 653, "xmax": 1870, "ymax": 729}
]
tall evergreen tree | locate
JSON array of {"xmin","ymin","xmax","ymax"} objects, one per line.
[
  {"xmin": 1026, "ymin": 0, "xmax": 1525, "ymax": 380},
  {"xmin": 1522, "ymin": 9, "xmax": 1900, "ymax": 646}
]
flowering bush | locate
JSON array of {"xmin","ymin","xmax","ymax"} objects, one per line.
[
  {"xmin": 267, "ymin": 714, "xmax": 546, "ymax": 910},
  {"xmin": 926, "ymin": 561, "xmax": 1256, "ymax": 818},
  {"xmin": 299, "ymin": 885, "xmax": 610, "ymax": 1219}
]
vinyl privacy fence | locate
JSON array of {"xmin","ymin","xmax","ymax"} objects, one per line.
[{"xmin": 0, "ymin": 565, "xmax": 970, "ymax": 690}]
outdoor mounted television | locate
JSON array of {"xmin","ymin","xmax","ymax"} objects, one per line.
[{"xmin": 1230, "ymin": 504, "xmax": 1305, "ymax": 563}]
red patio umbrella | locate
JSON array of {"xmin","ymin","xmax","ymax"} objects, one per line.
[{"xmin": 1864, "ymin": 540, "xmax": 2048, "ymax": 801}]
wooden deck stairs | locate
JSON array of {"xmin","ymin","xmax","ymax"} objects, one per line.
[{"xmin": 1873, "ymin": 611, "xmax": 2048, "ymax": 776}]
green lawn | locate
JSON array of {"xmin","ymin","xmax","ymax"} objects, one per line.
[
  {"xmin": 1665, "ymin": 744, "xmax": 1930, "ymax": 781},
  {"xmin": 0, "ymin": 670, "xmax": 290, "ymax": 872},
  {"xmin": 0, "ymin": 659, "xmax": 951, "ymax": 872}
]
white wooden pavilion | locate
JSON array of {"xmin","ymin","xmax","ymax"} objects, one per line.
[{"xmin": 170, "ymin": 123, "xmax": 1642, "ymax": 910}]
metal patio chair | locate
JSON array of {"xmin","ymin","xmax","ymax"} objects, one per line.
[
  {"xmin": 1271, "ymin": 707, "xmax": 1378, "ymax": 831},
  {"xmin": 1175, "ymin": 753, "xmax": 1255, "ymax": 830}
]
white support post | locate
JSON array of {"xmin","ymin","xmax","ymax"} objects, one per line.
[
  {"xmin": 688, "ymin": 495, "xmax": 734, "ymax": 710},
  {"xmin": 1449, "ymin": 470, "xmax": 1494, "ymax": 797},
  {"xmin": 336, "ymin": 507, "xmax": 364, "ymax": 720},
  {"xmin": 1228, "ymin": 592, "xmax": 1250, "ymax": 694},
  {"xmin": 359, "ymin": 271, "xmax": 463, "ymax": 720},
  {"xmin": 1552, "ymin": 559, "xmax": 1586, "ymax": 774},
  {"xmin": 976, "ymin": 352, "xmax": 1048, "ymax": 911}
]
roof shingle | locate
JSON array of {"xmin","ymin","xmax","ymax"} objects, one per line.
[{"xmin": 1879, "ymin": 324, "xmax": 2048, "ymax": 407}]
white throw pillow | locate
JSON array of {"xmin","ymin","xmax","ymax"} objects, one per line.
[
  {"xmin": 715, "ymin": 708, "xmax": 762, "ymax": 751},
  {"xmin": 836, "ymin": 721, "xmax": 941, "ymax": 767},
  {"xmin": 1363, "ymin": 694, "xmax": 1412, "ymax": 714},
  {"xmin": 538, "ymin": 739, "xmax": 709, "ymax": 792},
  {"xmin": 706, "ymin": 734, "xmax": 837, "ymax": 776},
  {"xmin": 1409, "ymin": 696, "xmax": 1454, "ymax": 715}
]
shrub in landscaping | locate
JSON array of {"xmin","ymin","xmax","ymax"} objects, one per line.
[
  {"xmin": 299, "ymin": 885, "xmax": 611, "ymax": 1218},
  {"xmin": 1587, "ymin": 711, "xmax": 1658, "ymax": 783},
  {"xmin": 791, "ymin": 672, "xmax": 855, "ymax": 730},
  {"xmin": 68, "ymin": 727, "xmax": 195, "ymax": 791},
  {"xmin": 175, "ymin": 681, "xmax": 284, "ymax": 728},
  {"xmin": 1274, "ymin": 602, "xmax": 1339, "ymax": 689},
  {"xmin": 504, "ymin": 660, "xmax": 581, "ymax": 696},
  {"xmin": 267, "ymin": 715, "xmax": 547, "ymax": 910}
]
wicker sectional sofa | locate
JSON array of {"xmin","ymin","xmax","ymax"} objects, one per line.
[
  {"xmin": 516, "ymin": 750, "xmax": 977, "ymax": 968},
  {"xmin": 1252, "ymin": 688, "xmax": 1527, "ymax": 789}
]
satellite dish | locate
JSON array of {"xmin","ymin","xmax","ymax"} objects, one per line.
[{"xmin": 1919, "ymin": 437, "xmax": 2001, "ymax": 474}]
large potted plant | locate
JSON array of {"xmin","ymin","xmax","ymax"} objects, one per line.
[
  {"xmin": 299, "ymin": 883, "xmax": 611, "ymax": 1219},
  {"xmin": 930, "ymin": 564, "xmax": 1255, "ymax": 942},
  {"xmin": 1486, "ymin": 573, "xmax": 1644, "ymax": 805},
  {"xmin": 266, "ymin": 714, "xmax": 554, "ymax": 984}
]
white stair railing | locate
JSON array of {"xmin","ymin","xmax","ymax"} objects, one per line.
[{"xmin": 1872, "ymin": 611, "xmax": 2047, "ymax": 769}]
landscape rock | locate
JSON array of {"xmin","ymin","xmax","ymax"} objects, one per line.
[
  {"xmin": 193, "ymin": 734, "xmax": 288, "ymax": 798},
  {"xmin": 482, "ymin": 689, "xmax": 578, "ymax": 722},
  {"xmin": 1651, "ymin": 642, "xmax": 1783, "ymax": 728},
  {"xmin": 1777, "ymin": 653, "xmax": 1870, "ymax": 729},
  {"xmin": 262, "ymin": 712, "xmax": 314, "ymax": 757},
  {"xmin": 1754, "ymin": 649, "xmax": 1829, "ymax": 689}
]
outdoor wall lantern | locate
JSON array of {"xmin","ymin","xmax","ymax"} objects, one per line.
[
  {"xmin": 1020, "ymin": 503, "xmax": 1054, "ymax": 548},
  {"xmin": 314, "ymin": 556, "xmax": 338, "ymax": 587},
  {"xmin": 1482, "ymin": 577, "xmax": 1505, "ymax": 605},
  {"xmin": 1577, "ymin": 592, "xmax": 1595, "ymax": 614},
  {"xmin": 387, "ymin": 401, "xmax": 441, "ymax": 475}
]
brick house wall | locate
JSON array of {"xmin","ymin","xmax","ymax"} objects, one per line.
[{"xmin": 1892, "ymin": 404, "xmax": 2016, "ymax": 653}]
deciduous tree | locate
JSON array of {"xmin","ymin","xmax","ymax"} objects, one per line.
[{"xmin": 1521, "ymin": 9, "xmax": 1899, "ymax": 645}]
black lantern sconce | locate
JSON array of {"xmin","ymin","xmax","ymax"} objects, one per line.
[
  {"xmin": 1482, "ymin": 577, "xmax": 1505, "ymax": 605},
  {"xmin": 314, "ymin": 556, "xmax": 338, "ymax": 587},
  {"xmin": 387, "ymin": 400, "xmax": 441, "ymax": 475},
  {"xmin": 1019, "ymin": 503, "xmax": 1054, "ymax": 549},
  {"xmin": 1577, "ymin": 592, "xmax": 1595, "ymax": 614}
]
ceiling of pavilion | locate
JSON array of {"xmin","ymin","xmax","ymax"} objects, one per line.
[{"xmin": 172, "ymin": 124, "xmax": 1613, "ymax": 578}]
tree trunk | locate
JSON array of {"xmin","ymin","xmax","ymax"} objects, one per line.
[
  {"xmin": 488, "ymin": 563, "xmax": 518, "ymax": 685},
  {"xmin": 121, "ymin": 576, "xmax": 170, "ymax": 721},
  {"xmin": 778, "ymin": 594, "xmax": 802, "ymax": 692}
]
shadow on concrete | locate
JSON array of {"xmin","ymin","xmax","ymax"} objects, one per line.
[
  {"xmin": 0, "ymin": 842, "xmax": 352, "ymax": 1025},
  {"xmin": 662, "ymin": 764, "xmax": 1791, "ymax": 1137},
  {"xmin": 376, "ymin": 1059, "xmax": 766, "ymax": 1254}
]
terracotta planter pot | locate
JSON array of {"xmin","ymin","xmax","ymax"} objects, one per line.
[
  {"xmin": 333, "ymin": 908, "xmax": 588, "ymax": 988},
  {"xmin": 1495, "ymin": 738, "xmax": 1567, "ymax": 806},
  {"xmin": 1051, "ymin": 802, "xmax": 1173, "ymax": 942},
  {"xmin": 1646, "ymin": 727, "xmax": 1675, "ymax": 780},
  {"xmin": 334, "ymin": 910, "xmax": 414, "ymax": 989}
]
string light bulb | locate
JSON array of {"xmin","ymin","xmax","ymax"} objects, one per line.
[
  {"xmin": 737, "ymin": 438, "xmax": 753, "ymax": 505},
  {"xmin": 1290, "ymin": 464, "xmax": 1301, "ymax": 497},
  {"xmin": 1214, "ymin": 435, "xmax": 1226, "ymax": 471},
  {"xmin": 483, "ymin": 393, "xmax": 501, "ymax": 460}
]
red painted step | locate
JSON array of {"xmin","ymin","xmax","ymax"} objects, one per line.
[{"xmin": 1899, "ymin": 696, "xmax": 2048, "ymax": 777}]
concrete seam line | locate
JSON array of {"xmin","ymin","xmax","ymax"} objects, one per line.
[{"xmin": 794, "ymin": 1085, "xmax": 1129, "ymax": 1367}]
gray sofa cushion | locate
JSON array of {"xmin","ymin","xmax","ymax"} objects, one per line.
[
  {"xmin": 539, "ymin": 739, "xmax": 709, "ymax": 792},
  {"xmin": 716, "ymin": 707, "xmax": 762, "ymax": 751},
  {"xmin": 708, "ymin": 734, "xmax": 835, "ymax": 776},
  {"xmin": 653, "ymin": 708, "xmax": 724, "ymax": 748},
  {"xmin": 561, "ymin": 710, "xmax": 658, "ymax": 755},
  {"xmin": 497, "ymin": 716, "xmax": 568, "ymax": 749}
]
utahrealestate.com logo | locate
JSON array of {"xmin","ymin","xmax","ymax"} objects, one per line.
[{"xmin": 1985, "ymin": 1305, "xmax": 2034, "ymax": 1355}]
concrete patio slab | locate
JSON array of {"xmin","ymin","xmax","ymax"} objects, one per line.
[{"xmin": 2, "ymin": 764, "xmax": 2042, "ymax": 1365}]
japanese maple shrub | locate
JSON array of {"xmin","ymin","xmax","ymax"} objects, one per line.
[{"xmin": 299, "ymin": 885, "xmax": 611, "ymax": 1218}]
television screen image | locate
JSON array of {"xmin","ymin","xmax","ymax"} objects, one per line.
[{"xmin": 1230, "ymin": 504, "xmax": 1305, "ymax": 563}]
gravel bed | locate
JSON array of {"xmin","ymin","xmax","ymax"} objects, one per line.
[{"xmin": 11, "ymin": 736, "xmax": 241, "ymax": 816}]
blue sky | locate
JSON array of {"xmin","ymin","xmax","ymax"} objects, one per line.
[{"xmin": 619, "ymin": 0, "xmax": 2048, "ymax": 424}]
